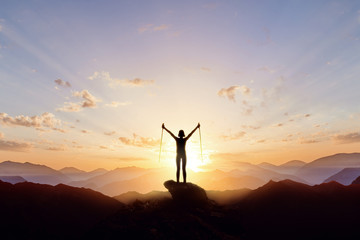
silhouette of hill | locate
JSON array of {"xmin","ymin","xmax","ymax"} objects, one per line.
[
  {"xmin": 206, "ymin": 188, "xmax": 251, "ymax": 205},
  {"xmin": 352, "ymin": 176, "xmax": 360, "ymax": 184},
  {"xmin": 114, "ymin": 190, "xmax": 171, "ymax": 204},
  {"xmin": 59, "ymin": 167, "xmax": 107, "ymax": 181},
  {"xmin": 232, "ymin": 179, "xmax": 360, "ymax": 239},
  {"xmin": 98, "ymin": 171, "xmax": 173, "ymax": 196},
  {"xmin": 2, "ymin": 178, "xmax": 360, "ymax": 239},
  {"xmin": 68, "ymin": 166, "xmax": 153, "ymax": 189},
  {"xmin": 87, "ymin": 179, "xmax": 360, "ymax": 239},
  {"xmin": 323, "ymin": 167, "xmax": 360, "ymax": 185},
  {"xmin": 115, "ymin": 188, "xmax": 252, "ymax": 206},
  {"xmin": 228, "ymin": 165, "xmax": 307, "ymax": 184},
  {"xmin": 0, "ymin": 161, "xmax": 70, "ymax": 185},
  {"xmin": 0, "ymin": 175, "xmax": 26, "ymax": 184},
  {"xmin": 259, "ymin": 160, "xmax": 306, "ymax": 174},
  {"xmin": 0, "ymin": 180, "xmax": 123, "ymax": 239},
  {"xmin": 296, "ymin": 153, "xmax": 360, "ymax": 184}
]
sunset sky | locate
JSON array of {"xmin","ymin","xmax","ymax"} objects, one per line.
[{"xmin": 0, "ymin": 0, "xmax": 360, "ymax": 171}]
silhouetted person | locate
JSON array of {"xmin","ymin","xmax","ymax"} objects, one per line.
[{"xmin": 162, "ymin": 123, "xmax": 200, "ymax": 183}]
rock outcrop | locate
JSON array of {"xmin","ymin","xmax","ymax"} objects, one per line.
[{"xmin": 164, "ymin": 180, "xmax": 208, "ymax": 207}]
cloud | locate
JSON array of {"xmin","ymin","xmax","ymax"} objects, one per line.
[
  {"xmin": 0, "ymin": 132, "xmax": 3, "ymax": 138},
  {"xmin": 258, "ymin": 66, "xmax": 276, "ymax": 73},
  {"xmin": 119, "ymin": 133, "xmax": 160, "ymax": 148},
  {"xmin": 0, "ymin": 139, "xmax": 32, "ymax": 152},
  {"xmin": 57, "ymin": 90, "xmax": 100, "ymax": 112},
  {"xmin": 221, "ymin": 131, "xmax": 246, "ymax": 141},
  {"xmin": 73, "ymin": 90, "xmax": 99, "ymax": 108},
  {"xmin": 54, "ymin": 79, "xmax": 71, "ymax": 88},
  {"xmin": 104, "ymin": 131, "xmax": 116, "ymax": 136},
  {"xmin": 333, "ymin": 132, "xmax": 360, "ymax": 144},
  {"xmin": 47, "ymin": 145, "xmax": 66, "ymax": 151},
  {"xmin": 299, "ymin": 138, "xmax": 320, "ymax": 144},
  {"xmin": 56, "ymin": 102, "xmax": 82, "ymax": 112},
  {"xmin": 0, "ymin": 112, "xmax": 63, "ymax": 132},
  {"xmin": 217, "ymin": 85, "xmax": 251, "ymax": 102},
  {"xmin": 122, "ymin": 78, "xmax": 155, "ymax": 87},
  {"xmin": 88, "ymin": 71, "xmax": 154, "ymax": 88},
  {"xmin": 217, "ymin": 86, "xmax": 239, "ymax": 102},
  {"xmin": 106, "ymin": 156, "xmax": 149, "ymax": 162},
  {"xmin": 138, "ymin": 24, "xmax": 170, "ymax": 33},
  {"xmin": 105, "ymin": 101, "xmax": 131, "ymax": 107},
  {"xmin": 81, "ymin": 130, "xmax": 91, "ymax": 134},
  {"xmin": 153, "ymin": 24, "xmax": 169, "ymax": 31},
  {"xmin": 241, "ymin": 125, "xmax": 261, "ymax": 130}
]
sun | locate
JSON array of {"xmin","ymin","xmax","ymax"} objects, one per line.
[{"xmin": 185, "ymin": 141, "xmax": 207, "ymax": 172}]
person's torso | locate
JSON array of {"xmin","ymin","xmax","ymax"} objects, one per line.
[{"xmin": 176, "ymin": 137, "xmax": 186, "ymax": 154}]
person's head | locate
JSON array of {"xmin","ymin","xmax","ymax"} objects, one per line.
[{"xmin": 178, "ymin": 130, "xmax": 185, "ymax": 138}]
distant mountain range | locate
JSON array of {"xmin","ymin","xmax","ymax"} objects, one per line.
[{"xmin": 1, "ymin": 152, "xmax": 360, "ymax": 196}]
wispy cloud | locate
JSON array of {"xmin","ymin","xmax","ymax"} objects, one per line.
[
  {"xmin": 138, "ymin": 24, "xmax": 170, "ymax": 33},
  {"xmin": 105, "ymin": 101, "xmax": 131, "ymax": 107},
  {"xmin": 0, "ymin": 139, "xmax": 32, "ymax": 152},
  {"xmin": 333, "ymin": 132, "xmax": 360, "ymax": 144},
  {"xmin": 241, "ymin": 125, "xmax": 261, "ymax": 130},
  {"xmin": 106, "ymin": 156, "xmax": 149, "ymax": 162},
  {"xmin": 47, "ymin": 144, "xmax": 66, "ymax": 151},
  {"xmin": 299, "ymin": 138, "xmax": 320, "ymax": 144},
  {"xmin": 57, "ymin": 89, "xmax": 100, "ymax": 112},
  {"xmin": 73, "ymin": 90, "xmax": 99, "ymax": 108},
  {"xmin": 217, "ymin": 85, "xmax": 251, "ymax": 102},
  {"xmin": 122, "ymin": 78, "xmax": 155, "ymax": 87},
  {"xmin": 54, "ymin": 79, "xmax": 71, "ymax": 88},
  {"xmin": 221, "ymin": 131, "xmax": 246, "ymax": 141},
  {"xmin": 81, "ymin": 129, "xmax": 91, "ymax": 134},
  {"xmin": 0, "ymin": 132, "xmax": 3, "ymax": 138},
  {"xmin": 88, "ymin": 71, "xmax": 154, "ymax": 88},
  {"xmin": 104, "ymin": 131, "xmax": 116, "ymax": 136},
  {"xmin": 153, "ymin": 24, "xmax": 169, "ymax": 31},
  {"xmin": 119, "ymin": 133, "xmax": 160, "ymax": 148},
  {"xmin": 56, "ymin": 102, "xmax": 81, "ymax": 112},
  {"xmin": 0, "ymin": 112, "xmax": 64, "ymax": 132},
  {"xmin": 258, "ymin": 66, "xmax": 276, "ymax": 73}
]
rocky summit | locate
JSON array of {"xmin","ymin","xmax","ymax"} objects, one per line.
[{"xmin": 163, "ymin": 180, "xmax": 209, "ymax": 207}]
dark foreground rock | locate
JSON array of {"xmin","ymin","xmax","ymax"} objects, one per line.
[{"xmin": 164, "ymin": 180, "xmax": 208, "ymax": 207}]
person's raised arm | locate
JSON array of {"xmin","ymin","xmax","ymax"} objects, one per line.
[
  {"xmin": 162, "ymin": 123, "xmax": 176, "ymax": 139},
  {"xmin": 185, "ymin": 123, "xmax": 200, "ymax": 140}
]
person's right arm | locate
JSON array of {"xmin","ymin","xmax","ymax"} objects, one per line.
[{"xmin": 162, "ymin": 123, "xmax": 176, "ymax": 139}]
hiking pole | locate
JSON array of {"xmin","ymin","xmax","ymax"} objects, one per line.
[
  {"xmin": 159, "ymin": 124, "xmax": 164, "ymax": 163},
  {"xmin": 199, "ymin": 124, "xmax": 203, "ymax": 162}
]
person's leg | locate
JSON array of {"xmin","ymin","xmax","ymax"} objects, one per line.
[
  {"xmin": 182, "ymin": 155, "xmax": 187, "ymax": 183},
  {"xmin": 176, "ymin": 155, "xmax": 180, "ymax": 183}
]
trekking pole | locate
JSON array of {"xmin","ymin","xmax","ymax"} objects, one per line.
[
  {"xmin": 159, "ymin": 124, "xmax": 164, "ymax": 163},
  {"xmin": 199, "ymin": 124, "xmax": 203, "ymax": 162}
]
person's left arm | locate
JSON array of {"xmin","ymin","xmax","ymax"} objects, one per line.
[{"xmin": 185, "ymin": 123, "xmax": 200, "ymax": 140}]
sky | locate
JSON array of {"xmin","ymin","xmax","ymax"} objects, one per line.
[{"xmin": 0, "ymin": 0, "xmax": 360, "ymax": 171}]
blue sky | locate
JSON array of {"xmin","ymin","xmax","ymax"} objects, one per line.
[{"xmin": 0, "ymin": 0, "xmax": 360, "ymax": 170}]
